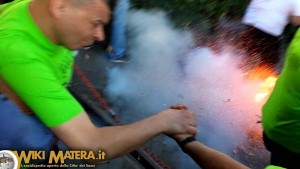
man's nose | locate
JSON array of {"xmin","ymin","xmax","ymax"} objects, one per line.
[{"xmin": 94, "ymin": 27, "xmax": 105, "ymax": 41}]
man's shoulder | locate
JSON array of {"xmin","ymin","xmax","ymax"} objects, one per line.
[
  {"xmin": 0, "ymin": 0, "xmax": 28, "ymax": 13},
  {"xmin": 265, "ymin": 165, "xmax": 286, "ymax": 169},
  {"xmin": 0, "ymin": 35, "xmax": 34, "ymax": 53},
  {"xmin": 0, "ymin": 0, "xmax": 30, "ymax": 22}
]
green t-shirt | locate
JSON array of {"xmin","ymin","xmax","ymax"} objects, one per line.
[
  {"xmin": 265, "ymin": 166, "xmax": 286, "ymax": 169},
  {"xmin": 0, "ymin": 0, "xmax": 83, "ymax": 127},
  {"xmin": 262, "ymin": 29, "xmax": 300, "ymax": 153}
]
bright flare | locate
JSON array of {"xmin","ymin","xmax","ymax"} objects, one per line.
[{"xmin": 255, "ymin": 76, "xmax": 277, "ymax": 103}]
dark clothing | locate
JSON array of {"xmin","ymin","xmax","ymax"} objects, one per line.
[
  {"xmin": 0, "ymin": 0, "xmax": 13, "ymax": 4},
  {"xmin": 241, "ymin": 25, "xmax": 282, "ymax": 70},
  {"xmin": 0, "ymin": 94, "xmax": 56, "ymax": 152},
  {"xmin": 263, "ymin": 132, "xmax": 300, "ymax": 169}
]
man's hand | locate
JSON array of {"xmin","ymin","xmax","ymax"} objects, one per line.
[
  {"xmin": 167, "ymin": 104, "xmax": 197, "ymax": 142},
  {"xmin": 170, "ymin": 104, "xmax": 189, "ymax": 110},
  {"xmin": 157, "ymin": 104, "xmax": 197, "ymax": 137}
]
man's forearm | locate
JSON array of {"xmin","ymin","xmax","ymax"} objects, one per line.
[
  {"xmin": 183, "ymin": 141, "xmax": 249, "ymax": 169},
  {"xmin": 91, "ymin": 114, "xmax": 165, "ymax": 158},
  {"xmin": 52, "ymin": 112, "xmax": 165, "ymax": 160},
  {"xmin": 52, "ymin": 107, "xmax": 196, "ymax": 162}
]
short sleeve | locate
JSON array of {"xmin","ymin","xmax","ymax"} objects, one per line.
[{"xmin": 1, "ymin": 59, "xmax": 83, "ymax": 127}]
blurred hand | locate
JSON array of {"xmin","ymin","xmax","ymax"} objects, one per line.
[
  {"xmin": 170, "ymin": 104, "xmax": 188, "ymax": 110},
  {"xmin": 157, "ymin": 104, "xmax": 197, "ymax": 136},
  {"xmin": 168, "ymin": 104, "xmax": 197, "ymax": 142}
]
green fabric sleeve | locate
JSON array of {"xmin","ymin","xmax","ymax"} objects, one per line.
[
  {"xmin": 265, "ymin": 165, "xmax": 286, "ymax": 169},
  {"xmin": 1, "ymin": 59, "xmax": 83, "ymax": 127}
]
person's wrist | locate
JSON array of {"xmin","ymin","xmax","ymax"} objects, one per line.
[
  {"xmin": 172, "ymin": 134, "xmax": 191, "ymax": 142},
  {"xmin": 156, "ymin": 109, "xmax": 176, "ymax": 134},
  {"xmin": 176, "ymin": 136, "xmax": 197, "ymax": 153},
  {"xmin": 152, "ymin": 113, "xmax": 168, "ymax": 134}
]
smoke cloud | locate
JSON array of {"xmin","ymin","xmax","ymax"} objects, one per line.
[{"xmin": 104, "ymin": 9, "xmax": 270, "ymax": 168}]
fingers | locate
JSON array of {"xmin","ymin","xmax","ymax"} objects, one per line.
[
  {"xmin": 187, "ymin": 125, "xmax": 198, "ymax": 135},
  {"xmin": 170, "ymin": 104, "xmax": 188, "ymax": 110},
  {"xmin": 170, "ymin": 104, "xmax": 195, "ymax": 127},
  {"xmin": 167, "ymin": 105, "xmax": 198, "ymax": 142},
  {"xmin": 183, "ymin": 109, "xmax": 196, "ymax": 127},
  {"xmin": 184, "ymin": 112, "xmax": 198, "ymax": 135},
  {"xmin": 168, "ymin": 123, "xmax": 198, "ymax": 142},
  {"xmin": 163, "ymin": 108, "xmax": 198, "ymax": 137}
]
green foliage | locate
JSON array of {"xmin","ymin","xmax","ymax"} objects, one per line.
[{"xmin": 131, "ymin": 0, "xmax": 249, "ymax": 28}]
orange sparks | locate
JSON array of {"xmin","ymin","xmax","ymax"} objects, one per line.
[{"xmin": 242, "ymin": 66, "xmax": 278, "ymax": 103}]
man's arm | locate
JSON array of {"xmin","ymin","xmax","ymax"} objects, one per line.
[
  {"xmin": 0, "ymin": 60, "xmax": 197, "ymax": 161},
  {"xmin": 52, "ymin": 108, "xmax": 197, "ymax": 161},
  {"xmin": 179, "ymin": 139, "xmax": 249, "ymax": 169},
  {"xmin": 169, "ymin": 104, "xmax": 248, "ymax": 169}
]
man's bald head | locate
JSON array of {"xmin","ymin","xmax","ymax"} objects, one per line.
[
  {"xmin": 30, "ymin": 0, "xmax": 111, "ymax": 50},
  {"xmin": 69, "ymin": 0, "xmax": 108, "ymax": 7}
]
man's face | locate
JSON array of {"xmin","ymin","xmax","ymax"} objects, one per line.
[{"xmin": 54, "ymin": 0, "xmax": 110, "ymax": 50}]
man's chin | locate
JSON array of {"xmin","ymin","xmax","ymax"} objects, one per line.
[{"xmin": 82, "ymin": 42, "xmax": 98, "ymax": 50}]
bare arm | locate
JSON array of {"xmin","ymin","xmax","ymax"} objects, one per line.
[
  {"xmin": 180, "ymin": 140, "xmax": 249, "ymax": 169},
  {"xmin": 169, "ymin": 104, "xmax": 248, "ymax": 169},
  {"xmin": 51, "ymin": 108, "xmax": 197, "ymax": 161}
]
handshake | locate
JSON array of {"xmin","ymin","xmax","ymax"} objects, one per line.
[
  {"xmin": 161, "ymin": 104, "xmax": 249, "ymax": 169},
  {"xmin": 156, "ymin": 104, "xmax": 198, "ymax": 143}
]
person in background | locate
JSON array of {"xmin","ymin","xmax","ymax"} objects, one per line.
[
  {"xmin": 106, "ymin": 0, "xmax": 129, "ymax": 63},
  {"xmin": 262, "ymin": 28, "xmax": 300, "ymax": 168},
  {"xmin": 241, "ymin": 0, "xmax": 300, "ymax": 73},
  {"xmin": 0, "ymin": 0, "xmax": 197, "ymax": 164}
]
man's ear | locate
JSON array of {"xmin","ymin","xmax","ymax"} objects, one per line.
[{"xmin": 48, "ymin": 0, "xmax": 67, "ymax": 18}]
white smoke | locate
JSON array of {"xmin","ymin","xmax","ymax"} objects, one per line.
[{"xmin": 104, "ymin": 9, "xmax": 269, "ymax": 168}]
